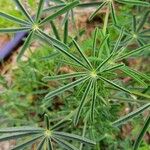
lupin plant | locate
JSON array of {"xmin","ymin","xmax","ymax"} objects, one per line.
[{"xmin": 0, "ymin": 0, "xmax": 150, "ymax": 150}]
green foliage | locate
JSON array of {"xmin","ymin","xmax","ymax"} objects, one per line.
[{"xmin": 0, "ymin": 0, "xmax": 150, "ymax": 150}]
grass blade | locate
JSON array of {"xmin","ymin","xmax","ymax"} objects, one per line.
[
  {"xmin": 17, "ymin": 31, "xmax": 34, "ymax": 61},
  {"xmin": 133, "ymin": 115, "xmax": 150, "ymax": 150},
  {"xmin": 112, "ymin": 103, "xmax": 150, "ymax": 126},
  {"xmin": 74, "ymin": 80, "xmax": 93, "ymax": 125},
  {"xmin": 0, "ymin": 11, "xmax": 30, "ymax": 25},
  {"xmin": 44, "ymin": 76, "xmax": 89, "ymax": 101},
  {"xmin": 99, "ymin": 76, "xmax": 131, "ymax": 94},
  {"xmin": 53, "ymin": 132, "xmax": 96, "ymax": 146},
  {"xmin": 40, "ymin": 1, "xmax": 79, "ymax": 25},
  {"xmin": 43, "ymin": 72, "xmax": 86, "ymax": 81},
  {"xmin": 13, "ymin": 0, "xmax": 33, "ymax": 23},
  {"xmin": 11, "ymin": 135, "xmax": 43, "ymax": 150}
]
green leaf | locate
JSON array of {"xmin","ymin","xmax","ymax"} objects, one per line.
[
  {"xmin": 96, "ymin": 53, "xmax": 113, "ymax": 71},
  {"xmin": 44, "ymin": 114, "xmax": 50, "ymax": 130},
  {"xmin": 0, "ymin": 11, "xmax": 30, "ymax": 25},
  {"xmin": 89, "ymin": 1, "xmax": 107, "ymax": 21},
  {"xmin": 132, "ymin": 15, "xmax": 136, "ymax": 32},
  {"xmin": 64, "ymin": 19, "xmax": 69, "ymax": 44},
  {"xmin": 43, "ymin": 72, "xmax": 86, "ymax": 81},
  {"xmin": 35, "ymin": 0, "xmax": 45, "ymax": 22},
  {"xmin": 116, "ymin": 0, "xmax": 150, "ymax": 7},
  {"xmin": 112, "ymin": 103, "xmax": 150, "ymax": 126},
  {"xmin": 119, "ymin": 43, "xmax": 150, "ymax": 60},
  {"xmin": 17, "ymin": 31, "xmax": 34, "ymax": 61},
  {"xmin": 133, "ymin": 116, "xmax": 150, "ymax": 150},
  {"xmin": 73, "ymin": 39, "xmax": 93, "ymax": 69},
  {"xmin": 53, "ymin": 137, "xmax": 78, "ymax": 150},
  {"xmin": 74, "ymin": 79, "xmax": 93, "ymax": 125},
  {"xmin": 37, "ymin": 138, "xmax": 46, "ymax": 150},
  {"xmin": 110, "ymin": 1, "xmax": 117, "ymax": 24},
  {"xmin": 44, "ymin": 76, "xmax": 89, "ymax": 102},
  {"xmin": 11, "ymin": 135, "xmax": 43, "ymax": 150},
  {"xmin": 0, "ymin": 132, "xmax": 40, "ymax": 142},
  {"xmin": 0, "ymin": 127, "xmax": 44, "ymax": 133},
  {"xmin": 121, "ymin": 66, "xmax": 148, "ymax": 87},
  {"xmin": 93, "ymin": 27, "xmax": 98, "ymax": 57},
  {"xmin": 53, "ymin": 132, "xmax": 96, "ymax": 145},
  {"xmin": 102, "ymin": 63, "xmax": 125, "ymax": 72},
  {"xmin": 99, "ymin": 76, "xmax": 131, "ymax": 94},
  {"xmin": 13, "ymin": 0, "xmax": 33, "ymax": 23},
  {"xmin": 113, "ymin": 27, "xmax": 124, "ymax": 52},
  {"xmin": 47, "ymin": 138, "xmax": 54, "ymax": 150},
  {"xmin": 50, "ymin": 21, "xmax": 61, "ymax": 41},
  {"xmin": 91, "ymin": 81, "xmax": 97, "ymax": 122},
  {"xmin": 40, "ymin": 1, "xmax": 79, "ymax": 25},
  {"xmin": 0, "ymin": 27, "xmax": 30, "ymax": 33},
  {"xmin": 137, "ymin": 10, "xmax": 150, "ymax": 32},
  {"xmin": 98, "ymin": 34, "xmax": 109, "ymax": 58}
]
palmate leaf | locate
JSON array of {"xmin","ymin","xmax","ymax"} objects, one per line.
[
  {"xmin": 112, "ymin": 103, "xmax": 150, "ymax": 126},
  {"xmin": 133, "ymin": 115, "xmax": 150, "ymax": 150},
  {"xmin": 0, "ymin": 114, "xmax": 95, "ymax": 150}
]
